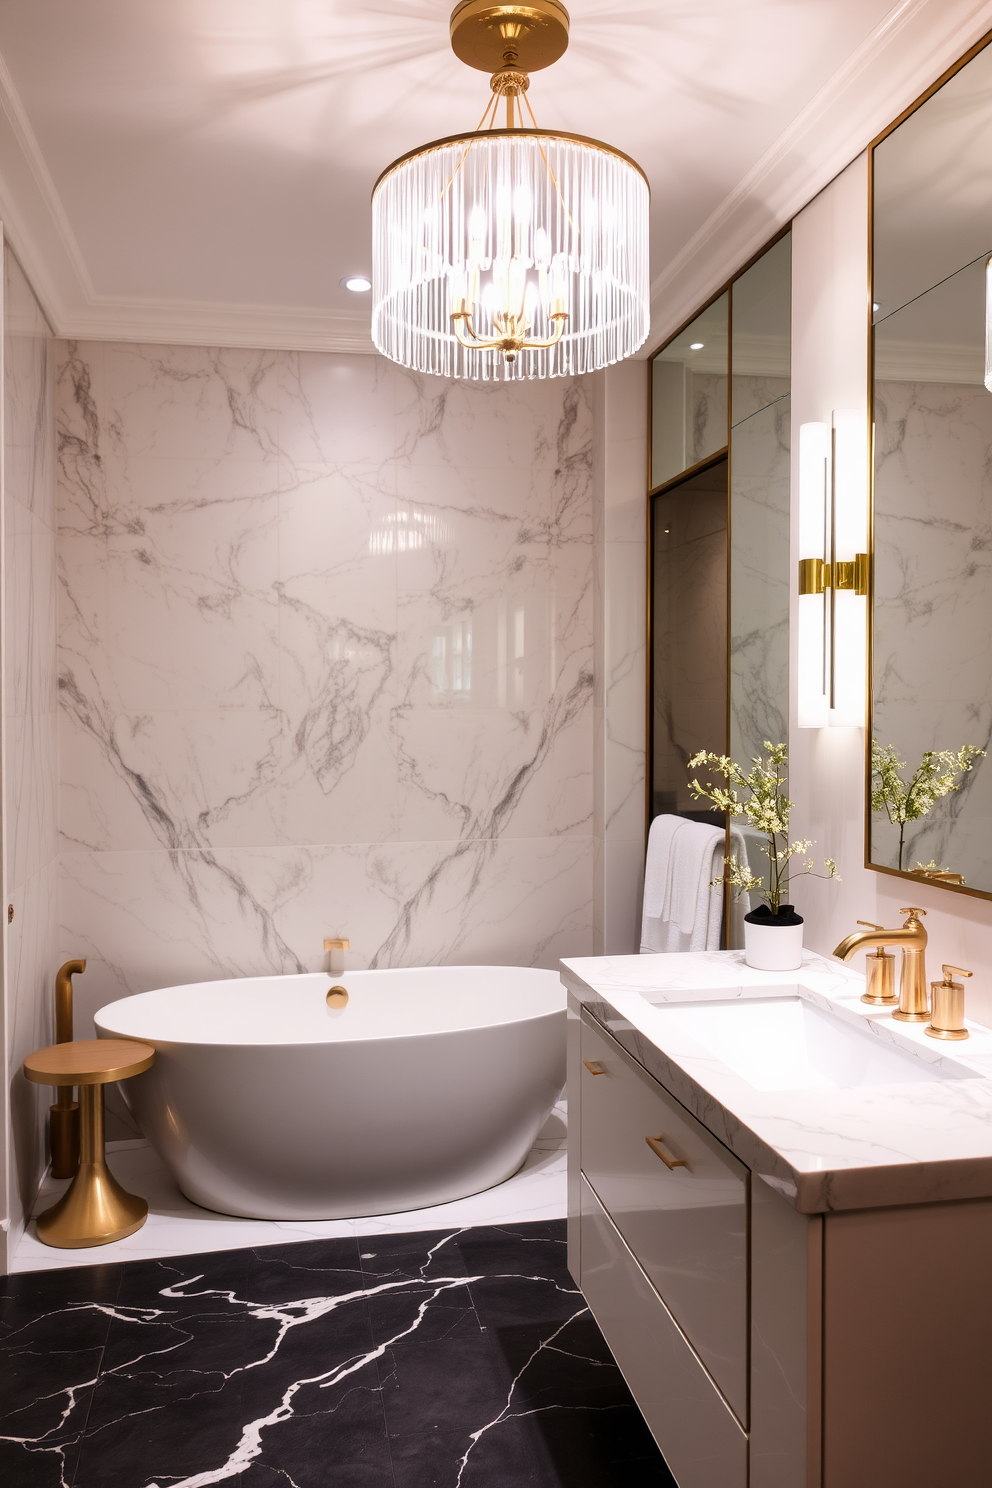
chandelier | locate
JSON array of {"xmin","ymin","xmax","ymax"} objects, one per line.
[{"xmin": 371, "ymin": 0, "xmax": 650, "ymax": 380}]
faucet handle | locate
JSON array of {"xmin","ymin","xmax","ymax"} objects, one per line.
[
  {"xmin": 927, "ymin": 966, "xmax": 973, "ymax": 1041},
  {"xmin": 899, "ymin": 907, "xmax": 927, "ymax": 922},
  {"xmin": 857, "ymin": 920, "xmax": 884, "ymax": 931}
]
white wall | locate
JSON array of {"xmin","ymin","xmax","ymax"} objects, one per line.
[
  {"xmin": 2, "ymin": 245, "xmax": 59, "ymax": 1264},
  {"xmin": 790, "ymin": 153, "xmax": 992, "ymax": 1027}
]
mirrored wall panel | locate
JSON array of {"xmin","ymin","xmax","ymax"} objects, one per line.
[
  {"xmin": 650, "ymin": 458, "xmax": 728, "ymax": 821},
  {"xmin": 730, "ymin": 233, "xmax": 791, "ymax": 768},
  {"xmin": 870, "ymin": 41, "xmax": 992, "ymax": 893},
  {"xmin": 651, "ymin": 294, "xmax": 728, "ymax": 489}
]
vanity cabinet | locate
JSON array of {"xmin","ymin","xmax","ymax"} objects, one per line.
[
  {"xmin": 579, "ymin": 1013, "xmax": 748, "ymax": 1424},
  {"xmin": 568, "ymin": 999, "xmax": 992, "ymax": 1488}
]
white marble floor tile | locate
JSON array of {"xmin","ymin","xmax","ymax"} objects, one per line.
[{"xmin": 12, "ymin": 1102, "xmax": 568, "ymax": 1273}]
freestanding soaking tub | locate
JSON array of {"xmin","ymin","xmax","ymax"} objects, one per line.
[{"xmin": 94, "ymin": 965, "xmax": 565, "ymax": 1220}]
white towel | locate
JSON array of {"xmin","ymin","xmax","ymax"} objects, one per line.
[
  {"xmin": 640, "ymin": 814, "xmax": 686, "ymax": 920},
  {"xmin": 640, "ymin": 815, "xmax": 724, "ymax": 954}
]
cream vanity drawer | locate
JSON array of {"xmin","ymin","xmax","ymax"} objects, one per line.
[
  {"xmin": 580, "ymin": 1011, "xmax": 748, "ymax": 1425},
  {"xmin": 579, "ymin": 1176, "xmax": 747, "ymax": 1488}
]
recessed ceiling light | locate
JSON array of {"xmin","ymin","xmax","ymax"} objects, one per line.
[
  {"xmin": 341, "ymin": 275, "xmax": 372, "ymax": 292},
  {"xmin": 689, "ymin": 341, "xmax": 704, "ymax": 350}
]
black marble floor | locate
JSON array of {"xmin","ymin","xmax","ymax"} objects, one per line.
[{"xmin": 1, "ymin": 1219, "xmax": 676, "ymax": 1488}]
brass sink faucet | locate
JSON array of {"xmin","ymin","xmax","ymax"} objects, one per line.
[{"xmin": 833, "ymin": 908, "xmax": 930, "ymax": 1022}]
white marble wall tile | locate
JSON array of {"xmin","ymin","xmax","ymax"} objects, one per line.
[
  {"xmin": 7, "ymin": 711, "xmax": 59, "ymax": 887},
  {"xmin": 7, "ymin": 860, "xmax": 60, "ymax": 1225},
  {"xmin": 60, "ymin": 836, "xmax": 593, "ymax": 1027},
  {"xmin": 6, "ymin": 504, "xmax": 58, "ymax": 726},
  {"xmin": 4, "ymin": 247, "xmax": 59, "ymax": 1254},
  {"xmin": 731, "ymin": 376, "xmax": 789, "ymax": 429},
  {"xmin": 690, "ymin": 371, "xmax": 729, "ymax": 464},
  {"xmin": 57, "ymin": 341, "xmax": 595, "ymax": 1020},
  {"xmin": 4, "ymin": 253, "xmax": 54, "ymax": 526},
  {"xmin": 59, "ymin": 346, "xmax": 593, "ymax": 855}
]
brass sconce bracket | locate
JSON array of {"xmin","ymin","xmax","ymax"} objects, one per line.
[{"xmin": 798, "ymin": 552, "xmax": 870, "ymax": 596}]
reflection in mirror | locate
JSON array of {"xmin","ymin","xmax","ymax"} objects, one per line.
[
  {"xmin": 730, "ymin": 233, "xmax": 791, "ymax": 770},
  {"xmin": 873, "ymin": 41, "xmax": 992, "ymax": 329},
  {"xmin": 651, "ymin": 458, "xmax": 727, "ymax": 821},
  {"xmin": 870, "ymin": 41, "xmax": 992, "ymax": 893},
  {"xmin": 651, "ymin": 294, "xmax": 728, "ymax": 489},
  {"xmin": 873, "ymin": 262, "xmax": 991, "ymax": 884},
  {"xmin": 727, "ymin": 235, "xmax": 792, "ymax": 907}
]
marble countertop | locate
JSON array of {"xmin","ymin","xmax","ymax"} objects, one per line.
[{"xmin": 560, "ymin": 949, "xmax": 992, "ymax": 1214}]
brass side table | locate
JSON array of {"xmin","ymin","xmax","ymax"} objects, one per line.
[{"xmin": 23, "ymin": 1038, "xmax": 155, "ymax": 1248}]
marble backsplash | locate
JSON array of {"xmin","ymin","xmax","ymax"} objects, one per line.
[
  {"xmin": 4, "ymin": 246, "xmax": 59, "ymax": 1252},
  {"xmin": 57, "ymin": 345, "xmax": 596, "ymax": 1031}
]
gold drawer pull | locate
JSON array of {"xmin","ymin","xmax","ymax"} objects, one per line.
[
  {"xmin": 583, "ymin": 1060, "xmax": 607, "ymax": 1075},
  {"xmin": 646, "ymin": 1135, "xmax": 686, "ymax": 1170}
]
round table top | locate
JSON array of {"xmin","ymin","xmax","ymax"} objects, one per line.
[{"xmin": 23, "ymin": 1038, "xmax": 155, "ymax": 1086}]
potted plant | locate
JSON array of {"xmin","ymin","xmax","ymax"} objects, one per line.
[
  {"xmin": 871, "ymin": 741, "xmax": 984, "ymax": 873},
  {"xmin": 688, "ymin": 742, "xmax": 837, "ymax": 971}
]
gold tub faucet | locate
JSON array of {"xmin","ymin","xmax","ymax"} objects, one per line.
[
  {"xmin": 833, "ymin": 908, "xmax": 930, "ymax": 1023},
  {"xmin": 324, "ymin": 937, "xmax": 349, "ymax": 978}
]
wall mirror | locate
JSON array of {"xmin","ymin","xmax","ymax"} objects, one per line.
[
  {"xmin": 869, "ymin": 37, "xmax": 992, "ymax": 896},
  {"xmin": 649, "ymin": 231, "xmax": 791, "ymax": 936}
]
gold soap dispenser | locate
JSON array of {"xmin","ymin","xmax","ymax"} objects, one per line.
[
  {"xmin": 857, "ymin": 923, "xmax": 897, "ymax": 1006},
  {"xmin": 925, "ymin": 964, "xmax": 973, "ymax": 1041}
]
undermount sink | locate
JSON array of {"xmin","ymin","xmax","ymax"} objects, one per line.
[{"xmin": 646, "ymin": 993, "xmax": 976, "ymax": 1092}]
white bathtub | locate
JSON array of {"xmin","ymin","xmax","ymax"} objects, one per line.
[{"xmin": 94, "ymin": 965, "xmax": 565, "ymax": 1221}]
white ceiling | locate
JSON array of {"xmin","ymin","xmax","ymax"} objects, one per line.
[{"xmin": 0, "ymin": 0, "xmax": 988, "ymax": 353}]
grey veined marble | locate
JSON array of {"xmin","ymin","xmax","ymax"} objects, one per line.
[
  {"xmin": 0, "ymin": 1221, "xmax": 674, "ymax": 1487},
  {"xmin": 872, "ymin": 375, "xmax": 992, "ymax": 886},
  {"xmin": 57, "ymin": 345, "xmax": 596, "ymax": 1024}
]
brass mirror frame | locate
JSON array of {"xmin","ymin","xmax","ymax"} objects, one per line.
[{"xmin": 864, "ymin": 27, "xmax": 992, "ymax": 904}]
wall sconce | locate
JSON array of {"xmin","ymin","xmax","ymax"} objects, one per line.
[{"xmin": 797, "ymin": 412, "xmax": 869, "ymax": 728}]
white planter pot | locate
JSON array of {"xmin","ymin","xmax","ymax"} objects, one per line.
[{"xmin": 743, "ymin": 917, "xmax": 804, "ymax": 972}]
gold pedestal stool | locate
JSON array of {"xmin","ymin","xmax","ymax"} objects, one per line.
[{"xmin": 23, "ymin": 1038, "xmax": 155, "ymax": 1248}]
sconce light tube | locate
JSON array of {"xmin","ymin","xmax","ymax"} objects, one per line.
[
  {"xmin": 830, "ymin": 408, "xmax": 869, "ymax": 727},
  {"xmin": 796, "ymin": 414, "xmax": 869, "ymax": 729},
  {"xmin": 798, "ymin": 421, "xmax": 830, "ymax": 728}
]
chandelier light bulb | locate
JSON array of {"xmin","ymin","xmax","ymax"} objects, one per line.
[{"xmin": 371, "ymin": 0, "xmax": 650, "ymax": 380}]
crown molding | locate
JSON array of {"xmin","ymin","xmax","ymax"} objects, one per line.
[
  {"xmin": 644, "ymin": 0, "xmax": 992, "ymax": 357},
  {"xmin": 0, "ymin": 45, "xmax": 376, "ymax": 353},
  {"xmin": 0, "ymin": 2, "xmax": 990, "ymax": 356},
  {"xmin": 875, "ymin": 341, "xmax": 984, "ymax": 382},
  {"xmin": 61, "ymin": 297, "xmax": 375, "ymax": 355}
]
